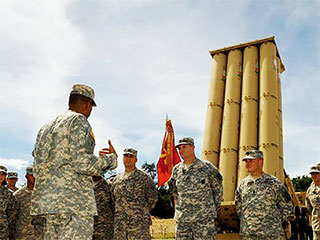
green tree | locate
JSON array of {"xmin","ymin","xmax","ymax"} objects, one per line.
[
  {"xmin": 141, "ymin": 162, "xmax": 174, "ymax": 218},
  {"xmin": 292, "ymin": 175, "xmax": 312, "ymax": 192},
  {"xmin": 141, "ymin": 162, "xmax": 157, "ymax": 182}
]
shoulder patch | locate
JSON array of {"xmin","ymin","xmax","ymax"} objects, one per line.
[
  {"xmin": 211, "ymin": 166, "xmax": 222, "ymax": 181},
  {"xmin": 89, "ymin": 129, "xmax": 95, "ymax": 142},
  {"xmin": 280, "ymin": 185, "xmax": 291, "ymax": 203},
  {"xmin": 216, "ymin": 172, "xmax": 223, "ymax": 181}
]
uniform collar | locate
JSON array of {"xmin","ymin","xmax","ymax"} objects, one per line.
[{"xmin": 181, "ymin": 157, "xmax": 200, "ymax": 170}]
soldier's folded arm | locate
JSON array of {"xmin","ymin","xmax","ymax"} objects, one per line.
[{"xmin": 69, "ymin": 115, "xmax": 117, "ymax": 176}]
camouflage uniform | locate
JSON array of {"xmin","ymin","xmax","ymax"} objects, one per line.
[
  {"xmin": 235, "ymin": 173, "xmax": 293, "ymax": 239},
  {"xmin": 306, "ymin": 181, "xmax": 320, "ymax": 239},
  {"xmin": 93, "ymin": 178, "xmax": 114, "ymax": 240},
  {"xmin": 170, "ymin": 158, "xmax": 223, "ymax": 240},
  {"xmin": 0, "ymin": 184, "xmax": 18, "ymax": 240},
  {"xmin": 14, "ymin": 186, "xmax": 45, "ymax": 240},
  {"xmin": 112, "ymin": 169, "xmax": 158, "ymax": 240},
  {"xmin": 32, "ymin": 84, "xmax": 117, "ymax": 240}
]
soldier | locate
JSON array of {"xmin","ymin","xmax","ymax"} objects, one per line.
[
  {"xmin": 14, "ymin": 166, "xmax": 45, "ymax": 240},
  {"xmin": 169, "ymin": 137, "xmax": 223, "ymax": 240},
  {"xmin": 0, "ymin": 165, "xmax": 18, "ymax": 240},
  {"xmin": 7, "ymin": 172, "xmax": 19, "ymax": 192},
  {"xmin": 112, "ymin": 148, "xmax": 158, "ymax": 240},
  {"xmin": 92, "ymin": 176, "xmax": 114, "ymax": 240},
  {"xmin": 31, "ymin": 84, "xmax": 118, "ymax": 240},
  {"xmin": 306, "ymin": 164, "xmax": 320, "ymax": 240},
  {"xmin": 235, "ymin": 150, "xmax": 293, "ymax": 240}
]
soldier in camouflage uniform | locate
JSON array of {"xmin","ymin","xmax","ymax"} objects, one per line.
[
  {"xmin": 112, "ymin": 148, "xmax": 158, "ymax": 240},
  {"xmin": 7, "ymin": 172, "xmax": 19, "ymax": 192},
  {"xmin": 235, "ymin": 150, "xmax": 293, "ymax": 240},
  {"xmin": 169, "ymin": 137, "xmax": 223, "ymax": 240},
  {"xmin": 0, "ymin": 165, "xmax": 18, "ymax": 240},
  {"xmin": 14, "ymin": 166, "xmax": 45, "ymax": 240},
  {"xmin": 31, "ymin": 84, "xmax": 118, "ymax": 240},
  {"xmin": 306, "ymin": 164, "xmax": 320, "ymax": 240},
  {"xmin": 92, "ymin": 176, "xmax": 114, "ymax": 240}
]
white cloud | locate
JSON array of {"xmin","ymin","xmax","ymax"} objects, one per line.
[
  {"xmin": 283, "ymin": 122, "xmax": 320, "ymax": 177},
  {"xmin": 0, "ymin": 0, "xmax": 319, "ymax": 181},
  {"xmin": 0, "ymin": 157, "xmax": 29, "ymax": 170},
  {"xmin": 0, "ymin": 0, "xmax": 87, "ymax": 140}
]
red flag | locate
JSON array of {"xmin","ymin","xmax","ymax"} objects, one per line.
[{"xmin": 156, "ymin": 119, "xmax": 181, "ymax": 187}]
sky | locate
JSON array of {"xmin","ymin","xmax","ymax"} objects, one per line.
[{"xmin": 0, "ymin": 0, "xmax": 319, "ymax": 187}]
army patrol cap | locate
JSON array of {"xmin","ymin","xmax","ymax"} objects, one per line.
[
  {"xmin": 242, "ymin": 150, "xmax": 264, "ymax": 161},
  {"xmin": 0, "ymin": 165, "xmax": 7, "ymax": 175},
  {"xmin": 309, "ymin": 165, "xmax": 320, "ymax": 174},
  {"xmin": 26, "ymin": 166, "xmax": 33, "ymax": 175},
  {"xmin": 176, "ymin": 137, "xmax": 195, "ymax": 148},
  {"xmin": 70, "ymin": 84, "xmax": 97, "ymax": 107},
  {"xmin": 123, "ymin": 148, "xmax": 138, "ymax": 157},
  {"xmin": 7, "ymin": 172, "xmax": 18, "ymax": 179}
]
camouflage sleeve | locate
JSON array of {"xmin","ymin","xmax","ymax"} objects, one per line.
[
  {"xmin": 69, "ymin": 115, "xmax": 117, "ymax": 176},
  {"xmin": 107, "ymin": 181, "xmax": 115, "ymax": 216},
  {"xmin": 7, "ymin": 193, "xmax": 18, "ymax": 240},
  {"xmin": 31, "ymin": 216, "xmax": 46, "ymax": 236},
  {"xmin": 234, "ymin": 186, "xmax": 242, "ymax": 218},
  {"xmin": 110, "ymin": 180, "xmax": 115, "ymax": 204},
  {"xmin": 145, "ymin": 176, "xmax": 158, "ymax": 211},
  {"xmin": 277, "ymin": 184, "xmax": 293, "ymax": 220},
  {"xmin": 13, "ymin": 192, "xmax": 20, "ymax": 239},
  {"xmin": 306, "ymin": 190, "xmax": 312, "ymax": 213},
  {"xmin": 33, "ymin": 123, "xmax": 47, "ymax": 153},
  {"xmin": 110, "ymin": 189, "xmax": 115, "ymax": 216},
  {"xmin": 209, "ymin": 164, "xmax": 223, "ymax": 209},
  {"xmin": 168, "ymin": 166, "xmax": 178, "ymax": 199},
  {"xmin": 32, "ymin": 122, "xmax": 51, "ymax": 168}
]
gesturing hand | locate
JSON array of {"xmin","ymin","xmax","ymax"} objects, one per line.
[{"xmin": 99, "ymin": 139, "xmax": 118, "ymax": 158}]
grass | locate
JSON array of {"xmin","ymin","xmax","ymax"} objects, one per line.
[
  {"xmin": 151, "ymin": 217, "xmax": 175, "ymax": 239},
  {"xmin": 150, "ymin": 218, "xmax": 243, "ymax": 240}
]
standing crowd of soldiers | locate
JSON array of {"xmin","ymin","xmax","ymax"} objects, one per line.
[
  {"xmin": 0, "ymin": 147, "xmax": 157, "ymax": 240},
  {"xmin": 0, "ymin": 83, "xmax": 319, "ymax": 240}
]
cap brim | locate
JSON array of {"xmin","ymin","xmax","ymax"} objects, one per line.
[
  {"xmin": 310, "ymin": 170, "xmax": 320, "ymax": 174},
  {"xmin": 92, "ymin": 100, "xmax": 97, "ymax": 107},
  {"xmin": 242, "ymin": 157, "xmax": 256, "ymax": 161},
  {"xmin": 123, "ymin": 152, "xmax": 136, "ymax": 156},
  {"xmin": 175, "ymin": 142, "xmax": 193, "ymax": 148}
]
